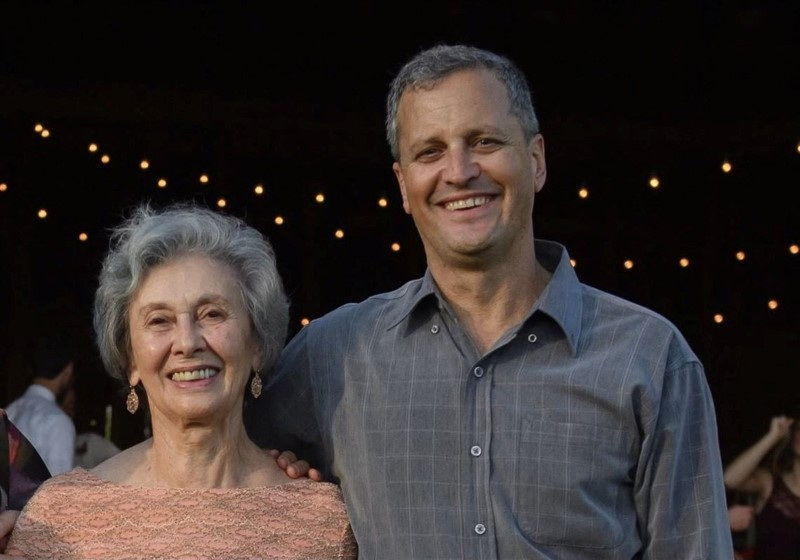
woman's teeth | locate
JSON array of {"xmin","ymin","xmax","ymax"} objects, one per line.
[{"xmin": 171, "ymin": 368, "xmax": 217, "ymax": 381}]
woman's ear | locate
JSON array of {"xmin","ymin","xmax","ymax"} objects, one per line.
[
  {"xmin": 128, "ymin": 360, "xmax": 141, "ymax": 387},
  {"xmin": 250, "ymin": 343, "xmax": 263, "ymax": 374}
]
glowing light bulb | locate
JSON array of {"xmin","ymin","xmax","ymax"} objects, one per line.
[
  {"xmin": 391, "ymin": 242, "xmax": 401, "ymax": 252},
  {"xmin": 735, "ymin": 251, "xmax": 746, "ymax": 261},
  {"xmin": 713, "ymin": 314, "xmax": 724, "ymax": 324},
  {"xmin": 623, "ymin": 259, "xmax": 634, "ymax": 269},
  {"xmin": 721, "ymin": 161, "xmax": 732, "ymax": 173},
  {"xmin": 578, "ymin": 186, "xmax": 589, "ymax": 199},
  {"xmin": 157, "ymin": 178, "xmax": 167, "ymax": 188},
  {"xmin": 679, "ymin": 257, "xmax": 690, "ymax": 268},
  {"xmin": 334, "ymin": 229, "xmax": 344, "ymax": 239},
  {"xmin": 199, "ymin": 174, "xmax": 209, "ymax": 183},
  {"xmin": 78, "ymin": 232, "xmax": 88, "ymax": 242},
  {"xmin": 140, "ymin": 159, "xmax": 149, "ymax": 169},
  {"xmin": 216, "ymin": 198, "xmax": 226, "ymax": 208},
  {"xmin": 649, "ymin": 176, "xmax": 660, "ymax": 188},
  {"xmin": 88, "ymin": 143, "xmax": 98, "ymax": 152},
  {"xmin": 767, "ymin": 299, "xmax": 779, "ymax": 310},
  {"xmin": 254, "ymin": 184, "xmax": 264, "ymax": 195},
  {"xmin": 274, "ymin": 216, "xmax": 284, "ymax": 225},
  {"xmin": 100, "ymin": 154, "xmax": 110, "ymax": 164},
  {"xmin": 300, "ymin": 318, "xmax": 310, "ymax": 327},
  {"xmin": 378, "ymin": 197, "xmax": 388, "ymax": 207},
  {"xmin": 315, "ymin": 193, "xmax": 325, "ymax": 203},
  {"xmin": 37, "ymin": 209, "xmax": 48, "ymax": 219}
]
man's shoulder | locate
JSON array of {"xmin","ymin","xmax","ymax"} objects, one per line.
[
  {"xmin": 580, "ymin": 283, "xmax": 698, "ymax": 363},
  {"xmin": 583, "ymin": 284, "xmax": 682, "ymax": 332},
  {"xmin": 311, "ymin": 277, "xmax": 425, "ymax": 328}
]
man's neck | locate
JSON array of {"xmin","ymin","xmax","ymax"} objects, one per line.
[
  {"xmin": 430, "ymin": 248, "xmax": 550, "ymax": 355},
  {"xmin": 32, "ymin": 378, "xmax": 60, "ymax": 399}
]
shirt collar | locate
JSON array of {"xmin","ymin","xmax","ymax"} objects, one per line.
[
  {"xmin": 532, "ymin": 239, "xmax": 583, "ymax": 357},
  {"xmin": 25, "ymin": 383, "xmax": 58, "ymax": 402},
  {"xmin": 383, "ymin": 271, "xmax": 439, "ymax": 329},
  {"xmin": 385, "ymin": 240, "xmax": 584, "ymax": 356}
]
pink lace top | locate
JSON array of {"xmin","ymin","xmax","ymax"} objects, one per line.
[{"xmin": 7, "ymin": 468, "xmax": 357, "ymax": 559}]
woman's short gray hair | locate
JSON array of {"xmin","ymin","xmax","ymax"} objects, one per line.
[
  {"xmin": 385, "ymin": 43, "xmax": 540, "ymax": 162},
  {"xmin": 93, "ymin": 201, "xmax": 289, "ymax": 383}
]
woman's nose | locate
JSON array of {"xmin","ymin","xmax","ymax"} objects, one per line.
[{"xmin": 173, "ymin": 315, "xmax": 205, "ymax": 355}]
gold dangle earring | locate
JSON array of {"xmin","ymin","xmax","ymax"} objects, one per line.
[
  {"xmin": 126, "ymin": 385, "xmax": 140, "ymax": 414},
  {"xmin": 250, "ymin": 370, "xmax": 262, "ymax": 399}
]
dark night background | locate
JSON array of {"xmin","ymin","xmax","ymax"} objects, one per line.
[{"xmin": 1, "ymin": 1, "xmax": 798, "ymax": 465}]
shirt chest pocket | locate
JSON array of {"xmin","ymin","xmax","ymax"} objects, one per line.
[{"xmin": 516, "ymin": 418, "xmax": 637, "ymax": 549}]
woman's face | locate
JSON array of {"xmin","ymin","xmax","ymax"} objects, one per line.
[{"xmin": 127, "ymin": 254, "xmax": 260, "ymax": 426}]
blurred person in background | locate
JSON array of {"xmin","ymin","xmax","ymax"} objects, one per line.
[
  {"xmin": 724, "ymin": 414, "xmax": 800, "ymax": 559},
  {"xmin": 58, "ymin": 387, "xmax": 120, "ymax": 470},
  {"xmin": 4, "ymin": 335, "xmax": 76, "ymax": 476}
]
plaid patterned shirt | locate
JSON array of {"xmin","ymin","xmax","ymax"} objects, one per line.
[{"xmin": 245, "ymin": 240, "xmax": 733, "ymax": 559}]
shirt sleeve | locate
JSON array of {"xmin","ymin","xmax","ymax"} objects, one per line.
[{"xmin": 635, "ymin": 357, "xmax": 734, "ymax": 558}]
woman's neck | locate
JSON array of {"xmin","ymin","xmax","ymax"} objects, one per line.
[{"xmin": 126, "ymin": 418, "xmax": 285, "ymax": 488}]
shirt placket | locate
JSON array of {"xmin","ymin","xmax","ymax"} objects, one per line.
[{"xmin": 436, "ymin": 308, "xmax": 498, "ymax": 560}]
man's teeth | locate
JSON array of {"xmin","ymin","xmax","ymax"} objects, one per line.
[
  {"xmin": 171, "ymin": 368, "xmax": 217, "ymax": 381},
  {"xmin": 444, "ymin": 196, "xmax": 489, "ymax": 211}
]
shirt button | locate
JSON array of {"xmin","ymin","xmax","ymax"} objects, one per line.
[
  {"xmin": 431, "ymin": 324, "xmax": 440, "ymax": 334},
  {"xmin": 474, "ymin": 524, "xmax": 486, "ymax": 535},
  {"xmin": 528, "ymin": 333, "xmax": 538, "ymax": 343},
  {"xmin": 473, "ymin": 366, "xmax": 484, "ymax": 378},
  {"xmin": 470, "ymin": 445, "xmax": 482, "ymax": 457}
]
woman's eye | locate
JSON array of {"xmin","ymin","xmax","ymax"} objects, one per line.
[
  {"xmin": 201, "ymin": 308, "xmax": 226, "ymax": 321},
  {"xmin": 145, "ymin": 316, "xmax": 169, "ymax": 328}
]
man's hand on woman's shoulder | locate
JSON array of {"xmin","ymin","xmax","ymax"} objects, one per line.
[{"xmin": 268, "ymin": 449, "xmax": 324, "ymax": 481}]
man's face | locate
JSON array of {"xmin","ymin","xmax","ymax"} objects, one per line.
[{"xmin": 392, "ymin": 68, "xmax": 546, "ymax": 270}]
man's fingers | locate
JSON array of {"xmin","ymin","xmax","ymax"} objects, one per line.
[
  {"xmin": 276, "ymin": 450, "xmax": 298, "ymax": 469},
  {"xmin": 307, "ymin": 468, "xmax": 324, "ymax": 482},
  {"xmin": 285, "ymin": 460, "xmax": 311, "ymax": 479}
]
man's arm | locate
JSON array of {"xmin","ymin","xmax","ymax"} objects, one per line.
[
  {"xmin": 244, "ymin": 325, "xmax": 330, "ymax": 479},
  {"xmin": 635, "ymin": 359, "xmax": 734, "ymax": 558}
]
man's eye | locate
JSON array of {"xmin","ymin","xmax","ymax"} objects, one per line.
[
  {"xmin": 416, "ymin": 147, "xmax": 441, "ymax": 160},
  {"xmin": 475, "ymin": 138, "xmax": 500, "ymax": 147}
]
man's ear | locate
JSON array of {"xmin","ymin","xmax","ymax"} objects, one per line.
[
  {"xmin": 393, "ymin": 162, "xmax": 411, "ymax": 214},
  {"xmin": 530, "ymin": 134, "xmax": 547, "ymax": 193},
  {"xmin": 60, "ymin": 361, "xmax": 75, "ymax": 384}
]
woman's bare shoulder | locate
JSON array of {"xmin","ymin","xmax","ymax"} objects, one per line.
[{"xmin": 90, "ymin": 439, "xmax": 149, "ymax": 483}]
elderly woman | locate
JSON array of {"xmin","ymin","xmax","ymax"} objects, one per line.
[{"xmin": 5, "ymin": 202, "xmax": 356, "ymax": 559}]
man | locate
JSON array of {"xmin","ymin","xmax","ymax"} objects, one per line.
[
  {"xmin": 5, "ymin": 335, "xmax": 76, "ymax": 477},
  {"xmin": 245, "ymin": 44, "xmax": 733, "ymax": 558},
  {"xmin": 248, "ymin": 44, "xmax": 734, "ymax": 558}
]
